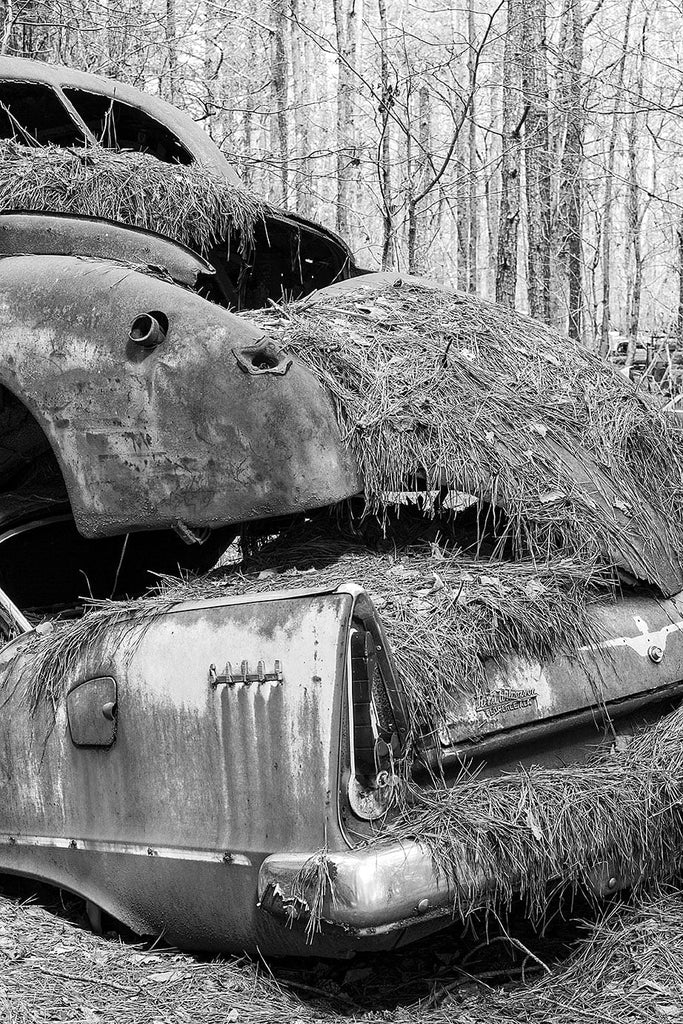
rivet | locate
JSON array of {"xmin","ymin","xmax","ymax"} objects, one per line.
[
  {"xmin": 417, "ymin": 898, "xmax": 429, "ymax": 914},
  {"xmin": 648, "ymin": 644, "xmax": 664, "ymax": 664}
]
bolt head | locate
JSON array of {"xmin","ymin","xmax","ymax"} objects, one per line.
[{"xmin": 648, "ymin": 644, "xmax": 664, "ymax": 664}]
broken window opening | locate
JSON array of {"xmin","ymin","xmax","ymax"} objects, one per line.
[
  {"xmin": 62, "ymin": 88, "xmax": 193, "ymax": 165},
  {"xmin": 0, "ymin": 82, "xmax": 85, "ymax": 146},
  {"xmin": 208, "ymin": 217, "xmax": 352, "ymax": 311}
]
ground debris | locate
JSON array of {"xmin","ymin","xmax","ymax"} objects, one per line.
[{"xmin": 1, "ymin": 883, "xmax": 682, "ymax": 1023}]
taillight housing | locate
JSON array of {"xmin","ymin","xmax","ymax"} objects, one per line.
[{"xmin": 343, "ymin": 594, "xmax": 407, "ymax": 821}]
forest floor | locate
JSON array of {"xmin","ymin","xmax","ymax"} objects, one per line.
[{"xmin": 0, "ymin": 875, "xmax": 681, "ymax": 1023}]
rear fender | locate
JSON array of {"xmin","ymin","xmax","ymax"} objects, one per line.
[
  {"xmin": 0, "ymin": 254, "xmax": 360, "ymax": 538},
  {"xmin": 0, "ymin": 586, "xmax": 362, "ymax": 953}
]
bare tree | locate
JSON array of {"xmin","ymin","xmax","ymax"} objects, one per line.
[
  {"xmin": 557, "ymin": 0, "xmax": 584, "ymax": 341},
  {"xmin": 521, "ymin": 0, "xmax": 551, "ymax": 322},
  {"xmin": 495, "ymin": 0, "xmax": 522, "ymax": 307},
  {"xmin": 332, "ymin": 0, "xmax": 360, "ymax": 237},
  {"xmin": 599, "ymin": 0, "xmax": 633, "ymax": 354},
  {"xmin": 377, "ymin": 0, "xmax": 393, "ymax": 269},
  {"xmin": 624, "ymin": 15, "xmax": 648, "ymax": 367},
  {"xmin": 271, "ymin": 0, "xmax": 290, "ymax": 206}
]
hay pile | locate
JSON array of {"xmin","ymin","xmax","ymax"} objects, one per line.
[
  {"xmin": 13, "ymin": 520, "xmax": 607, "ymax": 726},
  {"xmin": 0, "ymin": 878, "xmax": 681, "ymax": 1023},
  {"xmin": 0, "ymin": 140, "xmax": 267, "ymax": 253},
  {"xmin": 250, "ymin": 279, "xmax": 683, "ymax": 595},
  {"xmin": 369, "ymin": 703, "xmax": 683, "ymax": 922}
]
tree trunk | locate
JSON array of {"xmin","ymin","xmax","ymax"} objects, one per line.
[
  {"xmin": 467, "ymin": 0, "xmax": 478, "ymax": 292},
  {"xmin": 271, "ymin": 0, "xmax": 290, "ymax": 207},
  {"xmin": 558, "ymin": 0, "xmax": 584, "ymax": 342},
  {"xmin": 521, "ymin": 0, "xmax": 551, "ymax": 322},
  {"xmin": 495, "ymin": 0, "xmax": 522, "ymax": 307},
  {"xmin": 600, "ymin": 0, "xmax": 633, "ymax": 354},
  {"xmin": 408, "ymin": 85, "xmax": 431, "ymax": 275},
  {"xmin": 0, "ymin": 0, "xmax": 13, "ymax": 55},
  {"xmin": 378, "ymin": 0, "xmax": 393, "ymax": 269},
  {"xmin": 291, "ymin": 0, "xmax": 312, "ymax": 218},
  {"xmin": 165, "ymin": 0, "xmax": 177, "ymax": 104},
  {"xmin": 624, "ymin": 17, "xmax": 647, "ymax": 367},
  {"xmin": 677, "ymin": 210, "xmax": 683, "ymax": 347},
  {"xmin": 332, "ymin": 0, "xmax": 359, "ymax": 239},
  {"xmin": 456, "ymin": 125, "xmax": 468, "ymax": 291}
]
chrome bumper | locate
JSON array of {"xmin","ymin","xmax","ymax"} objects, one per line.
[{"xmin": 257, "ymin": 841, "xmax": 473, "ymax": 935}]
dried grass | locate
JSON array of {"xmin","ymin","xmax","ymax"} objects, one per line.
[
  {"xmin": 0, "ymin": 880, "xmax": 681, "ymax": 1023},
  {"xmin": 250, "ymin": 280, "xmax": 683, "ymax": 594},
  {"xmin": 372, "ymin": 704, "xmax": 683, "ymax": 923},
  {"xmin": 11, "ymin": 522, "xmax": 608, "ymax": 726},
  {"xmin": 0, "ymin": 139, "xmax": 267, "ymax": 253},
  {"xmin": 440, "ymin": 889, "xmax": 683, "ymax": 1024}
]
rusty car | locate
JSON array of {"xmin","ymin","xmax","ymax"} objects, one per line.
[{"xmin": 0, "ymin": 56, "xmax": 681, "ymax": 959}]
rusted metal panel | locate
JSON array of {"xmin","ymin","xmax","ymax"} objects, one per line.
[
  {"xmin": 0, "ymin": 589, "xmax": 354, "ymax": 953},
  {"xmin": 437, "ymin": 589, "xmax": 683, "ymax": 752},
  {"xmin": 0, "ymin": 212, "xmax": 215, "ymax": 288},
  {"xmin": 0, "ymin": 253, "xmax": 360, "ymax": 537}
]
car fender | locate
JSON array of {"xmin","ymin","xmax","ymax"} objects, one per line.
[{"xmin": 0, "ymin": 253, "xmax": 360, "ymax": 538}]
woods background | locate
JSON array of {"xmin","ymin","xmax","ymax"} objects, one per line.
[{"xmin": 1, "ymin": 0, "xmax": 681, "ymax": 351}]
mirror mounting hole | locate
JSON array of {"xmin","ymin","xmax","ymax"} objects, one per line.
[{"xmin": 129, "ymin": 310, "xmax": 168, "ymax": 348}]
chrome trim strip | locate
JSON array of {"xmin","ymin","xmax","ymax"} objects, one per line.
[{"xmin": 0, "ymin": 833, "xmax": 251, "ymax": 866}]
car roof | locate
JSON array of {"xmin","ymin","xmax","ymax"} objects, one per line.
[{"xmin": 0, "ymin": 56, "xmax": 239, "ymax": 183}]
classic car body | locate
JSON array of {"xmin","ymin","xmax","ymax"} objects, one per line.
[{"xmin": 0, "ymin": 57, "xmax": 681, "ymax": 957}]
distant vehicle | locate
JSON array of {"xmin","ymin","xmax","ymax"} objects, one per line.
[{"xmin": 0, "ymin": 58, "xmax": 681, "ymax": 958}]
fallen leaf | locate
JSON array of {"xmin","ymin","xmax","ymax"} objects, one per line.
[
  {"xmin": 525, "ymin": 809, "xmax": 544, "ymax": 842},
  {"xmin": 143, "ymin": 970, "xmax": 184, "ymax": 984},
  {"xmin": 129, "ymin": 953, "xmax": 163, "ymax": 965},
  {"xmin": 539, "ymin": 489, "xmax": 565, "ymax": 505},
  {"xmin": 524, "ymin": 579, "xmax": 546, "ymax": 599}
]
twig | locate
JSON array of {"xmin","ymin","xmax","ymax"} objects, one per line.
[{"xmin": 28, "ymin": 962, "xmax": 139, "ymax": 994}]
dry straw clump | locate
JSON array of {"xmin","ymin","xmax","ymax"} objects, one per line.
[
  {"xmin": 446, "ymin": 889, "xmax": 683, "ymax": 1024},
  {"xmin": 374, "ymin": 703, "xmax": 683, "ymax": 923},
  {"xmin": 0, "ymin": 140, "xmax": 267, "ymax": 253},
  {"xmin": 251, "ymin": 279, "xmax": 683, "ymax": 595},
  {"xmin": 12, "ymin": 528, "xmax": 607, "ymax": 726}
]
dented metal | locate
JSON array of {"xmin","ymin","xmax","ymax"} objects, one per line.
[
  {"xmin": 434, "ymin": 589, "xmax": 683, "ymax": 759},
  {"xmin": 0, "ymin": 588, "xmax": 355, "ymax": 955},
  {"xmin": 0, "ymin": 253, "xmax": 360, "ymax": 538}
]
